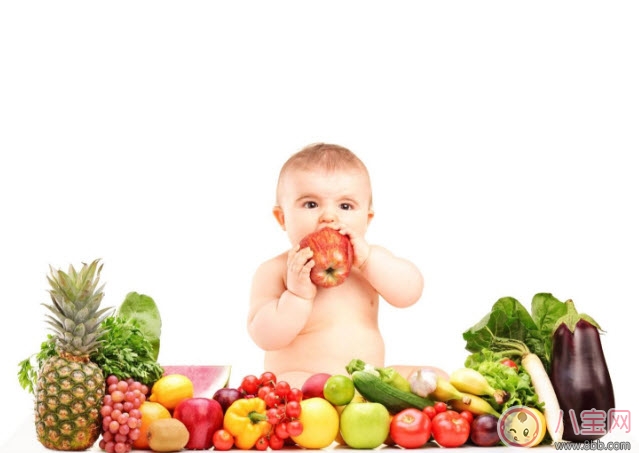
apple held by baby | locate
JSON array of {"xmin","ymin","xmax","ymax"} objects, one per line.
[{"xmin": 299, "ymin": 227, "xmax": 354, "ymax": 288}]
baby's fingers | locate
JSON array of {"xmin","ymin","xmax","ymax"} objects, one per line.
[{"xmin": 287, "ymin": 245, "xmax": 314, "ymax": 268}]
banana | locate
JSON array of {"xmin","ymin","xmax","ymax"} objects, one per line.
[
  {"xmin": 449, "ymin": 368, "xmax": 509, "ymax": 405},
  {"xmin": 429, "ymin": 376, "xmax": 466, "ymax": 403},
  {"xmin": 448, "ymin": 392, "xmax": 501, "ymax": 418}
]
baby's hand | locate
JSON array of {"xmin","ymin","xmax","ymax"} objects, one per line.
[
  {"xmin": 328, "ymin": 223, "xmax": 371, "ymax": 268},
  {"xmin": 286, "ymin": 245, "xmax": 317, "ymax": 300}
]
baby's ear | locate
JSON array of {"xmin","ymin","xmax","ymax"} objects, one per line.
[
  {"xmin": 272, "ymin": 206, "xmax": 286, "ymax": 230},
  {"xmin": 367, "ymin": 209, "xmax": 375, "ymax": 225}
]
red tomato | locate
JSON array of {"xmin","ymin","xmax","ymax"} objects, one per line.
[
  {"xmin": 423, "ymin": 405, "xmax": 437, "ymax": 420},
  {"xmin": 390, "ymin": 408, "xmax": 432, "ymax": 449},
  {"xmin": 500, "ymin": 358, "xmax": 519, "ymax": 371},
  {"xmin": 434, "ymin": 401, "xmax": 448, "ymax": 413},
  {"xmin": 431, "ymin": 410, "xmax": 471, "ymax": 448},
  {"xmin": 212, "ymin": 429, "xmax": 234, "ymax": 451}
]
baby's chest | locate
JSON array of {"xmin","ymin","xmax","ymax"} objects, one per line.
[{"xmin": 310, "ymin": 280, "xmax": 378, "ymax": 318}]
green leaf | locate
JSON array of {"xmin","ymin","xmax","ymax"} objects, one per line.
[
  {"xmin": 117, "ymin": 292, "xmax": 162, "ymax": 361},
  {"xmin": 463, "ymin": 297, "xmax": 538, "ymax": 353},
  {"xmin": 462, "ymin": 294, "xmax": 567, "ymax": 372},
  {"xmin": 531, "ymin": 293, "xmax": 567, "ymax": 339}
]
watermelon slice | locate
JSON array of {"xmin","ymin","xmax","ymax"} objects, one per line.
[{"xmin": 161, "ymin": 365, "xmax": 232, "ymax": 398}]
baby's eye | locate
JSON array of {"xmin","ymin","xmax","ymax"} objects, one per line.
[
  {"xmin": 339, "ymin": 203, "xmax": 353, "ymax": 210},
  {"xmin": 303, "ymin": 201, "xmax": 318, "ymax": 209}
]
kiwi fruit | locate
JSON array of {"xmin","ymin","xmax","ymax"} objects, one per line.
[{"xmin": 147, "ymin": 418, "xmax": 190, "ymax": 452}]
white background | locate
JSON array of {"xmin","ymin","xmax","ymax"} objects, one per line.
[{"xmin": 1, "ymin": 1, "xmax": 637, "ymax": 448}]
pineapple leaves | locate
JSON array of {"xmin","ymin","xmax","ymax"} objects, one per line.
[
  {"xmin": 19, "ymin": 260, "xmax": 164, "ymax": 393},
  {"xmin": 18, "ymin": 315, "xmax": 164, "ymax": 393}
]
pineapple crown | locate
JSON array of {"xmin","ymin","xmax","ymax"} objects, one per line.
[{"xmin": 43, "ymin": 259, "xmax": 113, "ymax": 359}]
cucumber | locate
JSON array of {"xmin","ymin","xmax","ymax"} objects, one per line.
[{"xmin": 351, "ymin": 371, "xmax": 434, "ymax": 414}]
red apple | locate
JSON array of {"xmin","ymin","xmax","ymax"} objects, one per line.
[
  {"xmin": 299, "ymin": 227, "xmax": 354, "ymax": 287},
  {"xmin": 301, "ymin": 372, "xmax": 332, "ymax": 399},
  {"xmin": 173, "ymin": 397, "xmax": 223, "ymax": 450}
]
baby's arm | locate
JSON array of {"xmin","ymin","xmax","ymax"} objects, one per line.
[
  {"xmin": 332, "ymin": 224, "xmax": 424, "ymax": 307},
  {"xmin": 247, "ymin": 248, "xmax": 316, "ymax": 351},
  {"xmin": 360, "ymin": 245, "xmax": 424, "ymax": 307}
]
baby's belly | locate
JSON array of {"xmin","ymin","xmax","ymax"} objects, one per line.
[{"xmin": 264, "ymin": 324, "xmax": 385, "ymax": 386}]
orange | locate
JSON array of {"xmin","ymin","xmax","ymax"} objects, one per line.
[
  {"xmin": 148, "ymin": 374, "xmax": 194, "ymax": 410},
  {"xmin": 133, "ymin": 401, "xmax": 171, "ymax": 449}
]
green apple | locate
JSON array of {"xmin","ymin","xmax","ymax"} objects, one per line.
[{"xmin": 339, "ymin": 402, "xmax": 390, "ymax": 449}]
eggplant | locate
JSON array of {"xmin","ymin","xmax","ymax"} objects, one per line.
[{"xmin": 550, "ymin": 300, "xmax": 615, "ymax": 442}]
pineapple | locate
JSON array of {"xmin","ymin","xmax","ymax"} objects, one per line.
[{"xmin": 35, "ymin": 259, "xmax": 113, "ymax": 450}]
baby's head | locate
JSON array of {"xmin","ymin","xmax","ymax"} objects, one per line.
[
  {"xmin": 276, "ymin": 143, "xmax": 372, "ymax": 207},
  {"xmin": 274, "ymin": 143, "xmax": 374, "ymax": 243}
]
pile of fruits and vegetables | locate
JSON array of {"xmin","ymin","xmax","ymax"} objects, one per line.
[{"xmin": 17, "ymin": 259, "xmax": 616, "ymax": 451}]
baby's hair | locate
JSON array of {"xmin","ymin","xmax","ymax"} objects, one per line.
[
  {"xmin": 276, "ymin": 142, "xmax": 372, "ymax": 204},
  {"xmin": 280, "ymin": 143, "xmax": 367, "ymax": 174}
]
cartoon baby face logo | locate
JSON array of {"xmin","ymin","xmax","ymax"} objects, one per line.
[{"xmin": 498, "ymin": 406, "xmax": 547, "ymax": 447}]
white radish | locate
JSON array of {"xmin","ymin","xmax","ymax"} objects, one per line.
[{"xmin": 521, "ymin": 352, "xmax": 564, "ymax": 443}]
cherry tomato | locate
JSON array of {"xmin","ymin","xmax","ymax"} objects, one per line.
[
  {"xmin": 257, "ymin": 385, "xmax": 270, "ymax": 400},
  {"xmin": 431, "ymin": 410, "xmax": 471, "ymax": 448},
  {"xmin": 287, "ymin": 419, "xmax": 304, "ymax": 437},
  {"xmin": 255, "ymin": 436, "xmax": 269, "ymax": 451},
  {"xmin": 390, "ymin": 408, "xmax": 432, "ymax": 449},
  {"xmin": 260, "ymin": 372, "xmax": 277, "ymax": 387},
  {"xmin": 269, "ymin": 434, "xmax": 285, "ymax": 450},
  {"xmin": 264, "ymin": 390, "xmax": 280, "ymax": 408},
  {"xmin": 212, "ymin": 429, "xmax": 234, "ymax": 451},
  {"xmin": 285, "ymin": 400, "xmax": 301, "ymax": 418},
  {"xmin": 423, "ymin": 405, "xmax": 437, "ymax": 420},
  {"xmin": 266, "ymin": 407, "xmax": 280, "ymax": 425},
  {"xmin": 500, "ymin": 358, "xmax": 519, "ymax": 371},
  {"xmin": 240, "ymin": 375, "xmax": 260, "ymax": 395},
  {"xmin": 459, "ymin": 409, "xmax": 474, "ymax": 424},
  {"xmin": 274, "ymin": 381, "xmax": 291, "ymax": 398},
  {"xmin": 287, "ymin": 388, "xmax": 303, "ymax": 403},
  {"xmin": 434, "ymin": 401, "xmax": 448, "ymax": 413},
  {"xmin": 275, "ymin": 422, "xmax": 290, "ymax": 439}
]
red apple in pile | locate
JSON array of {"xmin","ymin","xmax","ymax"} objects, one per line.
[
  {"xmin": 173, "ymin": 397, "xmax": 223, "ymax": 450},
  {"xmin": 299, "ymin": 227, "xmax": 354, "ymax": 288},
  {"xmin": 301, "ymin": 372, "xmax": 332, "ymax": 399}
]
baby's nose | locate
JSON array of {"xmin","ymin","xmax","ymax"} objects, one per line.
[{"xmin": 319, "ymin": 207, "xmax": 338, "ymax": 223}]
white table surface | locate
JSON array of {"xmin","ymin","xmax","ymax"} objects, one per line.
[{"xmin": 3, "ymin": 415, "xmax": 635, "ymax": 453}]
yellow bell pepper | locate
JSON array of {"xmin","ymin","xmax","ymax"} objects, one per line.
[{"xmin": 223, "ymin": 397, "xmax": 271, "ymax": 449}]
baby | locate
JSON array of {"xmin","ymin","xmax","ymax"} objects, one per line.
[{"xmin": 247, "ymin": 143, "xmax": 427, "ymax": 389}]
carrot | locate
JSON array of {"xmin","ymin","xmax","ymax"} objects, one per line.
[{"xmin": 492, "ymin": 337, "xmax": 564, "ymax": 443}]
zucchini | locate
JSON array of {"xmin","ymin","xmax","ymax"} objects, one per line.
[{"xmin": 351, "ymin": 370, "xmax": 434, "ymax": 414}]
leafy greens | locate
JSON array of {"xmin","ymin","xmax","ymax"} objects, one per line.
[
  {"xmin": 18, "ymin": 292, "xmax": 164, "ymax": 394},
  {"xmin": 465, "ymin": 349, "xmax": 542, "ymax": 412},
  {"xmin": 462, "ymin": 292, "xmax": 567, "ymax": 372}
]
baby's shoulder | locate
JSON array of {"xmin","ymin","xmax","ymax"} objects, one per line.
[{"xmin": 255, "ymin": 252, "xmax": 287, "ymax": 275}]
